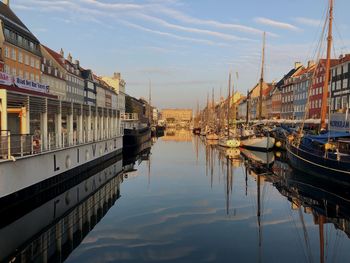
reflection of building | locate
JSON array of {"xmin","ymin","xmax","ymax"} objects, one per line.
[
  {"xmin": 0, "ymin": 159, "xmax": 123, "ymax": 262},
  {"xmin": 161, "ymin": 109, "xmax": 192, "ymax": 124},
  {"xmin": 162, "ymin": 129, "xmax": 192, "ymax": 142}
]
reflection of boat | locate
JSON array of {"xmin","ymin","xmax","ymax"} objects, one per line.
[
  {"xmin": 0, "ymin": 158, "xmax": 123, "ymax": 262},
  {"xmin": 240, "ymin": 148, "xmax": 275, "ymax": 166},
  {"xmin": 206, "ymin": 132, "xmax": 219, "ymax": 141},
  {"xmin": 226, "ymin": 148, "xmax": 240, "ymax": 159},
  {"xmin": 273, "ymin": 158, "xmax": 350, "ymax": 261}
]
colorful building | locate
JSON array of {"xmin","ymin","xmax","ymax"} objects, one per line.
[
  {"xmin": 281, "ymin": 63, "xmax": 303, "ymax": 119},
  {"xmin": 330, "ymin": 54, "xmax": 350, "ymax": 113},
  {"xmin": 0, "ymin": 1, "xmax": 42, "ymax": 83},
  {"xmin": 293, "ymin": 62, "xmax": 315, "ymax": 120}
]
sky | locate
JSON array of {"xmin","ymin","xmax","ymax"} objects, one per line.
[{"xmin": 10, "ymin": 0, "xmax": 350, "ymax": 110}]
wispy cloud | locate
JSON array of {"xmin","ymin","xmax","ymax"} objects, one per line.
[
  {"xmin": 294, "ymin": 17, "xmax": 322, "ymax": 27},
  {"xmin": 255, "ymin": 17, "xmax": 300, "ymax": 31}
]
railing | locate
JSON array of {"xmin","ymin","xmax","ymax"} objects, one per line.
[
  {"xmin": 0, "ymin": 127, "xmax": 124, "ymax": 160},
  {"xmin": 120, "ymin": 113, "xmax": 139, "ymax": 121}
]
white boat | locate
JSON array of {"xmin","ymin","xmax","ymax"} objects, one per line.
[{"xmin": 240, "ymin": 136, "xmax": 275, "ymax": 151}]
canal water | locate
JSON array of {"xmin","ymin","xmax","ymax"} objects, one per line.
[{"xmin": 2, "ymin": 130, "xmax": 350, "ymax": 262}]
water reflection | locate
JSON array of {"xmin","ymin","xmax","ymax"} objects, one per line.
[
  {"xmin": 3, "ymin": 130, "xmax": 350, "ymax": 262},
  {"xmin": 0, "ymin": 158, "xmax": 124, "ymax": 263}
]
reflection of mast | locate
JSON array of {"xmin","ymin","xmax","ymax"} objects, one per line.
[
  {"xmin": 319, "ymin": 215, "xmax": 325, "ymax": 263},
  {"xmin": 257, "ymin": 172, "xmax": 262, "ymax": 263},
  {"xmin": 226, "ymin": 156, "xmax": 230, "ymax": 215},
  {"xmin": 148, "ymin": 80, "xmax": 152, "ymax": 126},
  {"xmin": 147, "ymin": 154, "xmax": 151, "ymax": 188},
  {"xmin": 245, "ymin": 166, "xmax": 248, "ymax": 196}
]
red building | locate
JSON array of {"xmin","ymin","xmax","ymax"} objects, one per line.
[{"xmin": 309, "ymin": 59, "xmax": 338, "ymax": 119}]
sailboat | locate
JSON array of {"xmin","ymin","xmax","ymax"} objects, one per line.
[
  {"xmin": 286, "ymin": 0, "xmax": 350, "ymax": 183},
  {"xmin": 240, "ymin": 32, "xmax": 275, "ymax": 151},
  {"xmin": 219, "ymin": 72, "xmax": 240, "ymax": 148}
]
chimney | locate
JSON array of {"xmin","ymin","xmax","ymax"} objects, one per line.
[
  {"xmin": 307, "ymin": 60, "xmax": 315, "ymax": 68},
  {"xmin": 294, "ymin": 62, "xmax": 302, "ymax": 69},
  {"xmin": 3, "ymin": 0, "xmax": 10, "ymax": 7},
  {"xmin": 113, "ymin": 72, "xmax": 121, "ymax": 79},
  {"xmin": 67, "ymin": 53, "xmax": 72, "ymax": 63},
  {"xmin": 60, "ymin": 48, "xmax": 64, "ymax": 58}
]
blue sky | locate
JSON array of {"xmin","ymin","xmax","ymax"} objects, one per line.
[{"xmin": 11, "ymin": 0, "xmax": 350, "ymax": 109}]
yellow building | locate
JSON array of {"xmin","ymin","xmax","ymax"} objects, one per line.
[
  {"xmin": 161, "ymin": 109, "xmax": 193, "ymax": 123},
  {"xmin": 0, "ymin": 1, "xmax": 42, "ymax": 83}
]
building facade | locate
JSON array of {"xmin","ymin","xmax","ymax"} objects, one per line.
[
  {"xmin": 330, "ymin": 55, "xmax": 350, "ymax": 113},
  {"xmin": 0, "ymin": 1, "xmax": 42, "ymax": 83},
  {"xmin": 281, "ymin": 63, "xmax": 303, "ymax": 119},
  {"xmin": 40, "ymin": 45, "xmax": 66, "ymax": 100},
  {"xmin": 293, "ymin": 62, "xmax": 315, "ymax": 120}
]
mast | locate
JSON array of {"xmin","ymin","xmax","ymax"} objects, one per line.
[
  {"xmin": 212, "ymin": 88, "xmax": 215, "ymax": 131},
  {"xmin": 232, "ymin": 75, "xmax": 237, "ymax": 134},
  {"xmin": 227, "ymin": 72, "xmax": 231, "ymax": 138},
  {"xmin": 246, "ymin": 90, "xmax": 250, "ymax": 124},
  {"xmin": 148, "ymin": 80, "xmax": 152, "ymax": 126},
  {"xmin": 320, "ymin": 0, "xmax": 333, "ymax": 131},
  {"xmin": 259, "ymin": 32, "xmax": 266, "ymax": 120}
]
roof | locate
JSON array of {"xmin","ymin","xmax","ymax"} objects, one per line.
[
  {"xmin": 0, "ymin": 2, "xmax": 39, "ymax": 43},
  {"xmin": 305, "ymin": 131, "xmax": 350, "ymax": 144},
  {"xmin": 276, "ymin": 66, "xmax": 302, "ymax": 89},
  {"xmin": 42, "ymin": 45, "xmax": 65, "ymax": 68}
]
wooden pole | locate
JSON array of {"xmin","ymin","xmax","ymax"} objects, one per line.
[{"xmin": 320, "ymin": 0, "xmax": 333, "ymax": 131}]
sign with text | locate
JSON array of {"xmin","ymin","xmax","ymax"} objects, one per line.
[
  {"xmin": 0, "ymin": 71, "xmax": 49, "ymax": 93},
  {"xmin": 14, "ymin": 77, "xmax": 49, "ymax": 93},
  {"xmin": 0, "ymin": 71, "xmax": 13, "ymax": 86},
  {"xmin": 329, "ymin": 112, "xmax": 350, "ymax": 132}
]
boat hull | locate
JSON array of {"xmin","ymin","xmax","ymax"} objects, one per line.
[
  {"xmin": 0, "ymin": 137, "xmax": 123, "ymax": 200},
  {"xmin": 240, "ymin": 136, "xmax": 275, "ymax": 151},
  {"xmin": 218, "ymin": 138, "xmax": 240, "ymax": 148},
  {"xmin": 286, "ymin": 142, "xmax": 350, "ymax": 185},
  {"xmin": 123, "ymin": 126, "xmax": 151, "ymax": 152}
]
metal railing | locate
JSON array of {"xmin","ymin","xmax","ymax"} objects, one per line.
[
  {"xmin": 0, "ymin": 127, "xmax": 124, "ymax": 160},
  {"xmin": 120, "ymin": 113, "xmax": 139, "ymax": 121}
]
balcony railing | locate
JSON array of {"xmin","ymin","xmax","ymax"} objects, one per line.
[{"xmin": 0, "ymin": 127, "xmax": 124, "ymax": 161}]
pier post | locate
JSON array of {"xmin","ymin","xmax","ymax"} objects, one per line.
[
  {"xmin": 94, "ymin": 108, "xmax": 98, "ymax": 141},
  {"xmin": 41, "ymin": 98, "xmax": 48, "ymax": 151},
  {"xmin": 67, "ymin": 103, "xmax": 74, "ymax": 145},
  {"xmin": 101, "ymin": 108, "xmax": 104, "ymax": 139},
  {"xmin": 0, "ymin": 90, "xmax": 8, "ymax": 133},
  {"xmin": 87, "ymin": 105, "xmax": 92, "ymax": 142},
  {"xmin": 55, "ymin": 101, "xmax": 62, "ymax": 148},
  {"xmin": 106, "ymin": 110, "xmax": 110, "ymax": 138},
  {"xmin": 78, "ymin": 104, "xmax": 83, "ymax": 144}
]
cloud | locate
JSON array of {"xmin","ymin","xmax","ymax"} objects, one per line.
[
  {"xmin": 134, "ymin": 13, "xmax": 253, "ymax": 42},
  {"xmin": 121, "ymin": 21, "xmax": 230, "ymax": 47},
  {"xmin": 255, "ymin": 17, "xmax": 300, "ymax": 31},
  {"xmin": 294, "ymin": 17, "xmax": 322, "ymax": 27}
]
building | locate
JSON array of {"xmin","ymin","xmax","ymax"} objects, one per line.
[
  {"xmin": 248, "ymin": 81, "xmax": 273, "ymax": 120},
  {"xmin": 330, "ymin": 54, "xmax": 350, "ymax": 113},
  {"xmin": 81, "ymin": 69, "xmax": 96, "ymax": 106},
  {"xmin": 262, "ymin": 83, "xmax": 274, "ymax": 119},
  {"xmin": 0, "ymin": 0, "xmax": 42, "ymax": 83},
  {"xmin": 63, "ymin": 52, "xmax": 84, "ymax": 103},
  {"xmin": 293, "ymin": 62, "xmax": 315, "ymax": 120},
  {"xmin": 40, "ymin": 45, "xmax": 66, "ymax": 100},
  {"xmin": 237, "ymin": 97, "xmax": 247, "ymax": 120},
  {"xmin": 102, "ymin": 73, "xmax": 126, "ymax": 115},
  {"xmin": 161, "ymin": 109, "xmax": 193, "ymax": 124},
  {"xmin": 281, "ymin": 63, "xmax": 303, "ymax": 119}
]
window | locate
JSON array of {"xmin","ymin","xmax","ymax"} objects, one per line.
[
  {"xmin": 344, "ymin": 78, "xmax": 348, "ymax": 89},
  {"xmin": 35, "ymin": 60, "xmax": 40, "ymax": 69},
  {"xmin": 4, "ymin": 28, "xmax": 9, "ymax": 38},
  {"xmin": 11, "ymin": 68, "xmax": 16, "ymax": 76},
  {"xmin": 18, "ymin": 51, "xmax": 23, "ymax": 63},
  {"xmin": 30, "ymin": 73, "xmax": 34, "ymax": 80},
  {"xmin": 25, "ymin": 71, "xmax": 29, "ymax": 80},
  {"xmin": 4, "ymin": 64, "xmax": 10, "ymax": 74},
  {"xmin": 336, "ymin": 97, "xmax": 341, "ymax": 110},
  {"xmin": 35, "ymin": 75, "xmax": 39, "ymax": 82},
  {"xmin": 30, "ymin": 57, "xmax": 34, "ymax": 67},
  {"xmin": 11, "ymin": 48, "xmax": 16, "ymax": 60},
  {"xmin": 19, "ymin": 69, "xmax": 23, "ymax": 78},
  {"xmin": 18, "ymin": 35, "xmax": 23, "ymax": 45},
  {"xmin": 342, "ymin": 96, "xmax": 348, "ymax": 109},
  {"xmin": 4, "ymin": 47, "xmax": 9, "ymax": 58},
  {"xmin": 25, "ymin": 55, "xmax": 29, "ymax": 65},
  {"xmin": 336, "ymin": 81, "xmax": 341, "ymax": 90}
]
